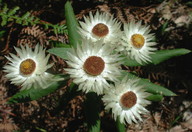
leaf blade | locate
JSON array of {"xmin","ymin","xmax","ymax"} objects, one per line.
[
  {"xmin": 7, "ymin": 75, "xmax": 68, "ymax": 104},
  {"xmin": 121, "ymin": 72, "xmax": 176, "ymax": 96},
  {"xmin": 116, "ymin": 117, "xmax": 126, "ymax": 132},
  {"xmin": 146, "ymin": 94, "xmax": 163, "ymax": 102},
  {"xmin": 123, "ymin": 48, "xmax": 191, "ymax": 66},
  {"xmin": 64, "ymin": 1, "xmax": 81, "ymax": 48},
  {"xmin": 47, "ymin": 47, "xmax": 71, "ymax": 60}
]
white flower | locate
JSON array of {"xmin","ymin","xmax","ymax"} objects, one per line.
[
  {"xmin": 3, "ymin": 44, "xmax": 56, "ymax": 90},
  {"xmin": 102, "ymin": 76, "xmax": 151, "ymax": 124},
  {"xmin": 78, "ymin": 11, "xmax": 122, "ymax": 47},
  {"xmin": 65, "ymin": 39, "xmax": 122, "ymax": 95},
  {"xmin": 121, "ymin": 21, "xmax": 157, "ymax": 64}
]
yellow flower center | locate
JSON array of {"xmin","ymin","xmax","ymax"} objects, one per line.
[
  {"xmin": 120, "ymin": 91, "xmax": 137, "ymax": 108},
  {"xmin": 20, "ymin": 59, "xmax": 36, "ymax": 76},
  {"xmin": 131, "ymin": 34, "xmax": 145, "ymax": 49},
  {"xmin": 83, "ymin": 56, "xmax": 105, "ymax": 76},
  {"xmin": 92, "ymin": 23, "xmax": 109, "ymax": 38}
]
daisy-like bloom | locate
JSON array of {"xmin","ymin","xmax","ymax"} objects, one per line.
[
  {"xmin": 78, "ymin": 11, "xmax": 122, "ymax": 46},
  {"xmin": 65, "ymin": 39, "xmax": 122, "ymax": 95},
  {"xmin": 3, "ymin": 44, "xmax": 56, "ymax": 90},
  {"xmin": 102, "ymin": 76, "xmax": 151, "ymax": 124},
  {"xmin": 121, "ymin": 21, "xmax": 157, "ymax": 64}
]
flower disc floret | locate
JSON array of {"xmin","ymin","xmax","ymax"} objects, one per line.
[
  {"xmin": 92, "ymin": 23, "xmax": 109, "ymax": 38},
  {"xmin": 20, "ymin": 59, "xmax": 36, "ymax": 76},
  {"xmin": 120, "ymin": 91, "xmax": 137, "ymax": 109},
  {"xmin": 131, "ymin": 34, "xmax": 145, "ymax": 49},
  {"xmin": 83, "ymin": 56, "xmax": 105, "ymax": 76}
]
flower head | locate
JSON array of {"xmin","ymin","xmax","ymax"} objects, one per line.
[
  {"xmin": 121, "ymin": 21, "xmax": 157, "ymax": 64},
  {"xmin": 4, "ymin": 44, "xmax": 55, "ymax": 90},
  {"xmin": 78, "ymin": 11, "xmax": 122, "ymax": 47},
  {"xmin": 102, "ymin": 76, "xmax": 151, "ymax": 124},
  {"xmin": 65, "ymin": 39, "xmax": 122, "ymax": 95}
]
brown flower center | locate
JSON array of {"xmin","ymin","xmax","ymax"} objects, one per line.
[
  {"xmin": 20, "ymin": 59, "xmax": 36, "ymax": 76},
  {"xmin": 83, "ymin": 56, "xmax": 105, "ymax": 76},
  {"xmin": 92, "ymin": 23, "xmax": 109, "ymax": 38},
  {"xmin": 131, "ymin": 34, "xmax": 145, "ymax": 49},
  {"xmin": 120, "ymin": 91, "xmax": 137, "ymax": 108}
]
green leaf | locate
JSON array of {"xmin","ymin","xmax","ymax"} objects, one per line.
[
  {"xmin": 123, "ymin": 48, "xmax": 191, "ymax": 66},
  {"xmin": 1, "ymin": 15, "xmax": 8, "ymax": 26},
  {"xmin": 64, "ymin": 1, "xmax": 81, "ymax": 48},
  {"xmin": 21, "ymin": 12, "xmax": 30, "ymax": 20},
  {"xmin": 121, "ymin": 72, "xmax": 176, "ymax": 96},
  {"xmin": 146, "ymin": 94, "xmax": 163, "ymax": 102},
  {"xmin": 84, "ymin": 92, "xmax": 101, "ymax": 132},
  {"xmin": 0, "ymin": 30, "xmax": 6, "ymax": 37},
  {"xmin": 47, "ymin": 46, "xmax": 71, "ymax": 60},
  {"xmin": 8, "ymin": 6, "xmax": 19, "ymax": 16},
  {"xmin": 186, "ymin": 1, "xmax": 192, "ymax": 7},
  {"xmin": 150, "ymin": 48, "xmax": 191, "ymax": 65},
  {"xmin": 122, "ymin": 56, "xmax": 140, "ymax": 67},
  {"xmin": 7, "ymin": 75, "xmax": 69, "ymax": 104},
  {"xmin": 116, "ymin": 117, "xmax": 126, "ymax": 132},
  {"xmin": 49, "ymin": 40, "xmax": 69, "ymax": 48},
  {"xmin": 160, "ymin": 20, "xmax": 169, "ymax": 35},
  {"xmin": 36, "ymin": 127, "xmax": 47, "ymax": 132}
]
